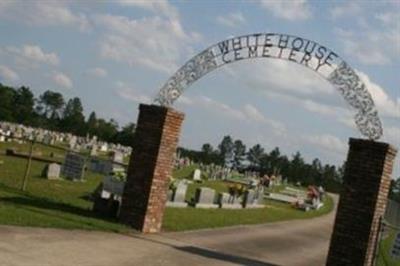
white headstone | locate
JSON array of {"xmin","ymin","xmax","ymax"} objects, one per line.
[
  {"xmin": 194, "ymin": 187, "xmax": 218, "ymax": 208},
  {"xmin": 173, "ymin": 182, "xmax": 187, "ymax": 203},
  {"xmin": 112, "ymin": 151, "xmax": 123, "ymax": 163},
  {"xmin": 46, "ymin": 163, "xmax": 61, "ymax": 180},
  {"xmin": 193, "ymin": 169, "xmax": 201, "ymax": 181},
  {"xmin": 0, "ymin": 135, "xmax": 5, "ymax": 142}
]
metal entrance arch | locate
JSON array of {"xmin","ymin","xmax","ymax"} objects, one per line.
[
  {"xmin": 154, "ymin": 33, "xmax": 383, "ymax": 140},
  {"xmin": 119, "ymin": 33, "xmax": 397, "ymax": 266}
]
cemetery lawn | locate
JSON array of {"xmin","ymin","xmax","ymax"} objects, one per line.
[
  {"xmin": 376, "ymin": 232, "xmax": 400, "ymax": 266},
  {"xmin": 0, "ymin": 153, "xmax": 130, "ymax": 233},
  {"xmin": 163, "ymin": 194, "xmax": 334, "ymax": 231},
  {"xmin": 0, "ymin": 142, "xmax": 334, "ymax": 233}
]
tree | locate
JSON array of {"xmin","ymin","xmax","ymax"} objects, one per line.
[
  {"xmin": 232, "ymin": 140, "xmax": 246, "ymax": 169},
  {"xmin": 13, "ymin": 86, "xmax": 35, "ymax": 124},
  {"xmin": 61, "ymin": 97, "xmax": 85, "ymax": 135},
  {"xmin": 38, "ymin": 90, "xmax": 65, "ymax": 119},
  {"xmin": 95, "ymin": 118, "xmax": 119, "ymax": 142},
  {"xmin": 0, "ymin": 84, "xmax": 16, "ymax": 122},
  {"xmin": 288, "ymin": 151, "xmax": 305, "ymax": 182},
  {"xmin": 114, "ymin": 123, "xmax": 135, "ymax": 146},
  {"xmin": 218, "ymin": 135, "xmax": 234, "ymax": 166},
  {"xmin": 201, "ymin": 143, "xmax": 214, "ymax": 155},
  {"xmin": 247, "ymin": 144, "xmax": 264, "ymax": 169},
  {"xmin": 87, "ymin": 111, "xmax": 98, "ymax": 136}
]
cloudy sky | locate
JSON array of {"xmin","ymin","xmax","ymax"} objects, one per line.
[{"xmin": 0, "ymin": 0, "xmax": 399, "ymax": 176}]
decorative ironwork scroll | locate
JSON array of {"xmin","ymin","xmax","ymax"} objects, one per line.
[{"xmin": 154, "ymin": 33, "xmax": 383, "ymax": 140}]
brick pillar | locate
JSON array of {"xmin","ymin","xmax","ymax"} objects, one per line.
[
  {"xmin": 119, "ymin": 104, "xmax": 184, "ymax": 233},
  {"xmin": 326, "ymin": 138, "xmax": 397, "ymax": 266}
]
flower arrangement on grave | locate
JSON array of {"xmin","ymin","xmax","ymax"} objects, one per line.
[
  {"xmin": 110, "ymin": 170, "xmax": 126, "ymax": 182},
  {"xmin": 169, "ymin": 176, "xmax": 178, "ymax": 191},
  {"xmin": 228, "ymin": 184, "xmax": 246, "ymax": 197}
]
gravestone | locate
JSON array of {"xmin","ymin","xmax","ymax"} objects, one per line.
[
  {"xmin": 61, "ymin": 152, "xmax": 85, "ymax": 181},
  {"xmin": 0, "ymin": 135, "xmax": 4, "ymax": 142},
  {"xmin": 194, "ymin": 187, "xmax": 218, "ymax": 208},
  {"xmin": 166, "ymin": 182, "xmax": 188, "ymax": 208},
  {"xmin": 90, "ymin": 145, "xmax": 98, "ymax": 156},
  {"xmin": 45, "ymin": 163, "xmax": 61, "ymax": 180},
  {"xmin": 101, "ymin": 175, "xmax": 125, "ymax": 199},
  {"xmin": 243, "ymin": 189, "xmax": 264, "ymax": 208},
  {"xmin": 68, "ymin": 137, "xmax": 77, "ymax": 149},
  {"xmin": 193, "ymin": 169, "xmax": 201, "ymax": 182},
  {"xmin": 218, "ymin": 192, "xmax": 242, "ymax": 209},
  {"xmin": 111, "ymin": 151, "xmax": 123, "ymax": 163}
]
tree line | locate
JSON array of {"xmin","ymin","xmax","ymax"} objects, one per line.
[
  {"xmin": 179, "ymin": 135, "xmax": 400, "ymax": 199},
  {"xmin": 178, "ymin": 135, "xmax": 344, "ymax": 193},
  {"xmin": 0, "ymin": 83, "xmax": 135, "ymax": 146}
]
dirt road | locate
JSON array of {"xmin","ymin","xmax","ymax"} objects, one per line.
[{"xmin": 0, "ymin": 196, "xmax": 337, "ymax": 266}]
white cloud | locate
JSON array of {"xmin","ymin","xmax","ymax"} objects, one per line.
[
  {"xmin": 216, "ymin": 12, "xmax": 246, "ymax": 27},
  {"xmin": 304, "ymin": 134, "xmax": 347, "ymax": 155},
  {"xmin": 178, "ymin": 95, "xmax": 286, "ymax": 134},
  {"xmin": 357, "ymin": 70, "xmax": 400, "ymax": 118},
  {"xmin": 85, "ymin": 67, "xmax": 108, "ymax": 78},
  {"xmin": 0, "ymin": 1, "xmax": 90, "ymax": 31},
  {"xmin": 94, "ymin": 14, "xmax": 200, "ymax": 73},
  {"xmin": 116, "ymin": 82, "xmax": 152, "ymax": 103},
  {"xmin": 334, "ymin": 9, "xmax": 399, "ymax": 66},
  {"xmin": 243, "ymin": 104, "xmax": 286, "ymax": 133},
  {"xmin": 330, "ymin": 2, "xmax": 361, "ymax": 19},
  {"xmin": 52, "ymin": 72, "xmax": 73, "ymax": 89},
  {"xmin": 226, "ymin": 60, "xmax": 334, "ymax": 97},
  {"xmin": 116, "ymin": 0, "xmax": 178, "ymax": 19},
  {"xmin": 0, "ymin": 65, "xmax": 19, "ymax": 83},
  {"xmin": 5, "ymin": 45, "xmax": 59, "ymax": 67},
  {"xmin": 259, "ymin": 0, "xmax": 311, "ymax": 20},
  {"xmin": 336, "ymin": 30, "xmax": 390, "ymax": 65},
  {"xmin": 225, "ymin": 59, "xmax": 398, "ymax": 123},
  {"xmin": 384, "ymin": 126, "xmax": 400, "ymax": 147},
  {"xmin": 197, "ymin": 96, "xmax": 245, "ymax": 120}
]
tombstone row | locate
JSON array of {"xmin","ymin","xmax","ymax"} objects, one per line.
[{"xmin": 167, "ymin": 182, "xmax": 265, "ymax": 209}]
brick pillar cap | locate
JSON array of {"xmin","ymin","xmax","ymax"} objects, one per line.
[
  {"xmin": 139, "ymin": 103, "xmax": 185, "ymax": 119},
  {"xmin": 349, "ymin": 138, "xmax": 397, "ymax": 156}
]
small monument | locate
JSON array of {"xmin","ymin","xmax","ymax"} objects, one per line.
[
  {"xmin": 166, "ymin": 182, "xmax": 188, "ymax": 208},
  {"xmin": 44, "ymin": 163, "xmax": 61, "ymax": 180},
  {"xmin": 61, "ymin": 152, "xmax": 85, "ymax": 181},
  {"xmin": 194, "ymin": 187, "xmax": 218, "ymax": 208},
  {"xmin": 193, "ymin": 169, "xmax": 201, "ymax": 182}
]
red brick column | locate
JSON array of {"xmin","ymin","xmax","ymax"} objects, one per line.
[
  {"xmin": 119, "ymin": 104, "xmax": 184, "ymax": 233},
  {"xmin": 326, "ymin": 138, "xmax": 397, "ymax": 266}
]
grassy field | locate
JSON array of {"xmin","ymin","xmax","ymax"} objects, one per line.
[
  {"xmin": 376, "ymin": 231, "xmax": 400, "ymax": 266},
  {"xmin": 164, "ymin": 194, "xmax": 334, "ymax": 231},
  {"xmin": 0, "ymin": 142, "xmax": 335, "ymax": 233}
]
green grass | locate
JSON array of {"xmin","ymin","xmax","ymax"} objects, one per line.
[
  {"xmin": 0, "ymin": 142, "xmax": 335, "ymax": 233},
  {"xmin": 164, "ymin": 195, "xmax": 334, "ymax": 231},
  {"xmin": 377, "ymin": 231, "xmax": 400, "ymax": 266},
  {"xmin": 0, "ymin": 147, "xmax": 129, "ymax": 232},
  {"xmin": 172, "ymin": 164, "xmax": 199, "ymax": 179}
]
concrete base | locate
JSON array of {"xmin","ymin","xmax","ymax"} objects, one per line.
[
  {"xmin": 220, "ymin": 204, "xmax": 243, "ymax": 209},
  {"xmin": 195, "ymin": 204, "xmax": 219, "ymax": 209},
  {"xmin": 166, "ymin": 202, "xmax": 188, "ymax": 208},
  {"xmin": 244, "ymin": 204, "xmax": 265, "ymax": 209}
]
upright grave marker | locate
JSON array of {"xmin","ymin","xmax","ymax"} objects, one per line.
[{"xmin": 61, "ymin": 152, "xmax": 86, "ymax": 181}]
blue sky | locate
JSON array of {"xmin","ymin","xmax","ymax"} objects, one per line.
[{"xmin": 0, "ymin": 0, "xmax": 399, "ymax": 176}]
